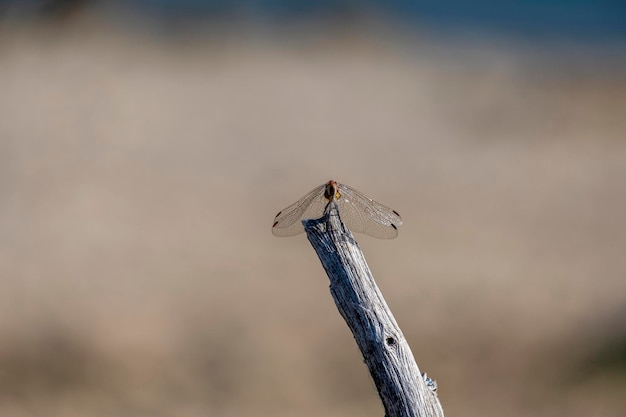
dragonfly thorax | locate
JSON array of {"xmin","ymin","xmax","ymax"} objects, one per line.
[{"xmin": 324, "ymin": 180, "xmax": 341, "ymax": 201}]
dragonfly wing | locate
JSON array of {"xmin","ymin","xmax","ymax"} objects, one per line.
[
  {"xmin": 272, "ymin": 184, "xmax": 327, "ymax": 237},
  {"xmin": 338, "ymin": 184, "xmax": 402, "ymax": 239}
]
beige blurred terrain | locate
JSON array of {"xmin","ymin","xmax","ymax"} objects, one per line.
[{"xmin": 0, "ymin": 19, "xmax": 625, "ymax": 417}]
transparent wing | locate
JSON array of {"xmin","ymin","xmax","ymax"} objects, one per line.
[
  {"xmin": 336, "ymin": 184, "xmax": 403, "ymax": 239},
  {"xmin": 272, "ymin": 184, "xmax": 328, "ymax": 237}
]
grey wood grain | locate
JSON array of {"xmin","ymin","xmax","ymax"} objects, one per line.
[{"xmin": 303, "ymin": 201, "xmax": 444, "ymax": 417}]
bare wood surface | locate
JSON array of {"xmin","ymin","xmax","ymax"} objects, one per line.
[{"xmin": 303, "ymin": 201, "xmax": 444, "ymax": 417}]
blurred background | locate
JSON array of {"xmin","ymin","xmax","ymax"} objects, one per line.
[{"xmin": 1, "ymin": 1, "xmax": 625, "ymax": 416}]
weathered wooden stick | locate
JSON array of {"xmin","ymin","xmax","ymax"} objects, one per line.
[{"xmin": 303, "ymin": 201, "xmax": 444, "ymax": 417}]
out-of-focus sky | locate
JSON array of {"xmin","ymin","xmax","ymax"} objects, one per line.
[{"xmin": 3, "ymin": 0, "xmax": 626, "ymax": 37}]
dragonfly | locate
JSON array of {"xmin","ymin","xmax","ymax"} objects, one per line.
[{"xmin": 272, "ymin": 180, "xmax": 403, "ymax": 239}]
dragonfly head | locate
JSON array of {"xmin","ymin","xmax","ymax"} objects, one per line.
[{"xmin": 324, "ymin": 180, "xmax": 341, "ymax": 201}]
